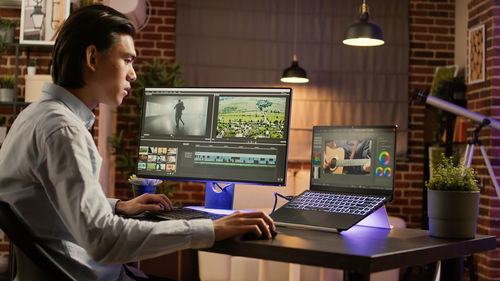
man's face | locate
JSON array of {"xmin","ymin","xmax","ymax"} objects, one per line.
[{"xmin": 92, "ymin": 34, "xmax": 137, "ymax": 106}]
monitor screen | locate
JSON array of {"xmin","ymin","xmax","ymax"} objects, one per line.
[
  {"xmin": 136, "ymin": 87, "xmax": 292, "ymax": 186},
  {"xmin": 310, "ymin": 126, "xmax": 397, "ymax": 198}
]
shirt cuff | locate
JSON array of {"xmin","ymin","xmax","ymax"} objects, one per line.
[
  {"xmin": 188, "ymin": 219, "xmax": 215, "ymax": 249},
  {"xmin": 107, "ymin": 198, "xmax": 120, "ymax": 214}
]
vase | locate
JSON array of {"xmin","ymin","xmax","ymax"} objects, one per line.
[
  {"xmin": 0, "ymin": 126, "xmax": 6, "ymax": 145},
  {"xmin": 427, "ymin": 189, "xmax": 479, "ymax": 239},
  {"xmin": 132, "ymin": 184, "xmax": 157, "ymax": 197},
  {"xmin": 27, "ymin": 66, "xmax": 36, "ymax": 75},
  {"xmin": 0, "ymin": 88, "xmax": 14, "ymax": 102}
]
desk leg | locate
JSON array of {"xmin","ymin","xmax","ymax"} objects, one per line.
[
  {"xmin": 288, "ymin": 263, "xmax": 300, "ymax": 281},
  {"xmin": 343, "ymin": 271, "xmax": 369, "ymax": 281},
  {"xmin": 441, "ymin": 257, "xmax": 463, "ymax": 281},
  {"xmin": 258, "ymin": 260, "xmax": 268, "ymax": 281}
]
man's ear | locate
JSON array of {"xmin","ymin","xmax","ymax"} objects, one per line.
[{"xmin": 85, "ymin": 45, "xmax": 98, "ymax": 72}]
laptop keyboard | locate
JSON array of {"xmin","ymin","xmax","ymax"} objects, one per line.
[
  {"xmin": 284, "ymin": 192, "xmax": 385, "ymax": 216},
  {"xmin": 145, "ymin": 208, "xmax": 225, "ymax": 220}
]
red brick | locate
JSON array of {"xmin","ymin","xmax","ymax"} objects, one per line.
[
  {"xmin": 0, "ymin": 8, "xmax": 20, "ymax": 17},
  {"xmin": 172, "ymin": 192, "xmax": 189, "ymax": 200}
]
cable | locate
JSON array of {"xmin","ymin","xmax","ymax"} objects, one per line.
[{"xmin": 270, "ymin": 192, "xmax": 294, "ymax": 215}]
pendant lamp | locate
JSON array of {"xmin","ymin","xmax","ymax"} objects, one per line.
[
  {"xmin": 281, "ymin": 0, "xmax": 309, "ymax": 83},
  {"xmin": 343, "ymin": 0, "xmax": 384, "ymax": 47}
]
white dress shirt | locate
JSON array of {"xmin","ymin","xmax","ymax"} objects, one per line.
[{"xmin": 0, "ymin": 83, "xmax": 214, "ymax": 280}]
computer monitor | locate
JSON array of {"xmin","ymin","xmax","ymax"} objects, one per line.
[{"xmin": 136, "ymin": 87, "xmax": 292, "ymax": 209}]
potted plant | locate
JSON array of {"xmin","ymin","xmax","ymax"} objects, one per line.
[
  {"xmin": 0, "ymin": 18, "xmax": 16, "ymax": 44},
  {"xmin": 0, "ymin": 19, "xmax": 18, "ymax": 61},
  {"xmin": 128, "ymin": 175, "xmax": 163, "ymax": 197},
  {"xmin": 0, "ymin": 75, "xmax": 15, "ymax": 102},
  {"xmin": 426, "ymin": 154, "xmax": 480, "ymax": 238},
  {"xmin": 27, "ymin": 59, "xmax": 37, "ymax": 75}
]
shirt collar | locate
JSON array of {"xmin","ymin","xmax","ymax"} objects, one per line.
[{"xmin": 40, "ymin": 83, "xmax": 95, "ymax": 129}]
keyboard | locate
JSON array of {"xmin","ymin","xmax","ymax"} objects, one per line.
[
  {"xmin": 284, "ymin": 191, "xmax": 385, "ymax": 216},
  {"xmin": 145, "ymin": 208, "xmax": 225, "ymax": 221}
]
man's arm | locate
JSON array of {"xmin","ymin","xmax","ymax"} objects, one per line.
[
  {"xmin": 43, "ymin": 126, "xmax": 214, "ymax": 264},
  {"xmin": 114, "ymin": 193, "xmax": 173, "ymax": 216}
]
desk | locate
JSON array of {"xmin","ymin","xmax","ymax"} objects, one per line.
[{"xmin": 204, "ymin": 226, "xmax": 496, "ymax": 281}]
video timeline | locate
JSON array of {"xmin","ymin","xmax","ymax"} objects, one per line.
[{"xmin": 194, "ymin": 152, "xmax": 276, "ymax": 167}]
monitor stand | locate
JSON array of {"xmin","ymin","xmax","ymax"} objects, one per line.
[{"xmin": 204, "ymin": 182, "xmax": 235, "ymax": 210}]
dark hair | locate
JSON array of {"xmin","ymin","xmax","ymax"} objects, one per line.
[{"xmin": 52, "ymin": 5, "xmax": 135, "ymax": 89}]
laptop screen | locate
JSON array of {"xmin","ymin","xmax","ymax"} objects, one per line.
[{"xmin": 310, "ymin": 126, "xmax": 397, "ymax": 198}]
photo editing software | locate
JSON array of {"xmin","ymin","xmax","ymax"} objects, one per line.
[
  {"xmin": 311, "ymin": 126, "xmax": 396, "ymax": 193},
  {"xmin": 136, "ymin": 87, "xmax": 292, "ymax": 185}
]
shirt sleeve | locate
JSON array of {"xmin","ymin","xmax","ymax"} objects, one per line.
[
  {"xmin": 42, "ymin": 125, "xmax": 215, "ymax": 264},
  {"xmin": 107, "ymin": 198, "xmax": 120, "ymax": 214}
]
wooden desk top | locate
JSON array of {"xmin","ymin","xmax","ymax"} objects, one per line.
[{"xmin": 205, "ymin": 226, "xmax": 496, "ymax": 274}]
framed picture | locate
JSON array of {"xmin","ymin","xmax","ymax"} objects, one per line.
[
  {"xmin": 20, "ymin": 0, "xmax": 71, "ymax": 45},
  {"xmin": 468, "ymin": 24, "xmax": 485, "ymax": 84}
]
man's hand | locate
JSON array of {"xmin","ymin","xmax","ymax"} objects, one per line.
[
  {"xmin": 115, "ymin": 193, "xmax": 173, "ymax": 216},
  {"xmin": 363, "ymin": 164, "xmax": 371, "ymax": 173},
  {"xmin": 213, "ymin": 211, "xmax": 275, "ymax": 241},
  {"xmin": 323, "ymin": 153, "xmax": 331, "ymax": 170}
]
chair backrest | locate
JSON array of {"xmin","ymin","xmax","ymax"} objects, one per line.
[{"xmin": 0, "ymin": 201, "xmax": 75, "ymax": 281}]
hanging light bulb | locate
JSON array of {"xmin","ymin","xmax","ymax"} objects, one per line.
[
  {"xmin": 281, "ymin": 55, "xmax": 309, "ymax": 83},
  {"xmin": 343, "ymin": 0, "xmax": 384, "ymax": 47},
  {"xmin": 281, "ymin": 0, "xmax": 309, "ymax": 83}
]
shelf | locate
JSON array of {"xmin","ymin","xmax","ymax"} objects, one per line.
[
  {"xmin": 1, "ymin": 44, "xmax": 50, "ymax": 119},
  {"xmin": 5, "ymin": 42, "xmax": 53, "ymax": 49},
  {"xmin": 0, "ymin": 102, "xmax": 29, "ymax": 106}
]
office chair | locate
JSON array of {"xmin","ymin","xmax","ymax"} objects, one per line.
[{"xmin": 0, "ymin": 201, "xmax": 75, "ymax": 281}]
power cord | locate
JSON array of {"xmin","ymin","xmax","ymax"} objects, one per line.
[{"xmin": 270, "ymin": 192, "xmax": 294, "ymax": 214}]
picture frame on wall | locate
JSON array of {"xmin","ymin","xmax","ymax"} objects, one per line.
[
  {"xmin": 20, "ymin": 0, "xmax": 70, "ymax": 45},
  {"xmin": 468, "ymin": 24, "xmax": 485, "ymax": 84}
]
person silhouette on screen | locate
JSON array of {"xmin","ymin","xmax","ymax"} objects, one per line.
[
  {"xmin": 0, "ymin": 5, "xmax": 275, "ymax": 281},
  {"xmin": 174, "ymin": 99, "xmax": 185, "ymax": 128}
]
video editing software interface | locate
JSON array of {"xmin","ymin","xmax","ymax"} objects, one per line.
[
  {"xmin": 136, "ymin": 87, "xmax": 292, "ymax": 185},
  {"xmin": 310, "ymin": 126, "xmax": 396, "ymax": 195}
]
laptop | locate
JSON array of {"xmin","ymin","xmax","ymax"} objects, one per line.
[{"xmin": 271, "ymin": 125, "xmax": 397, "ymax": 232}]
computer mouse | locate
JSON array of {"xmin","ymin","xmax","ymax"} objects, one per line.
[{"xmin": 240, "ymin": 229, "xmax": 278, "ymax": 240}]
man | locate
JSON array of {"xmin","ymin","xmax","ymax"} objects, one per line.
[
  {"xmin": 174, "ymin": 99, "xmax": 185, "ymax": 128},
  {"xmin": 0, "ymin": 5, "xmax": 274, "ymax": 280}
]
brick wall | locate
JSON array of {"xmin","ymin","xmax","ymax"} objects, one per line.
[
  {"xmin": 466, "ymin": 1, "xmax": 500, "ymax": 280},
  {"xmin": 402, "ymin": 0, "xmax": 456, "ymax": 229}
]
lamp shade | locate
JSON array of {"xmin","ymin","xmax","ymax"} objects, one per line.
[
  {"xmin": 343, "ymin": 3, "xmax": 384, "ymax": 47},
  {"xmin": 281, "ymin": 56, "xmax": 309, "ymax": 83}
]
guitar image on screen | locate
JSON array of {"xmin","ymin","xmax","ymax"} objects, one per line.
[{"xmin": 324, "ymin": 146, "xmax": 370, "ymax": 174}]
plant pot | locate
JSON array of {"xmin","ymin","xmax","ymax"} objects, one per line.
[
  {"xmin": 427, "ymin": 189, "xmax": 479, "ymax": 239},
  {"xmin": 0, "ymin": 88, "xmax": 14, "ymax": 102},
  {"xmin": 132, "ymin": 184, "xmax": 157, "ymax": 197},
  {"xmin": 0, "ymin": 126, "xmax": 6, "ymax": 145},
  {"xmin": 27, "ymin": 66, "xmax": 36, "ymax": 75}
]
